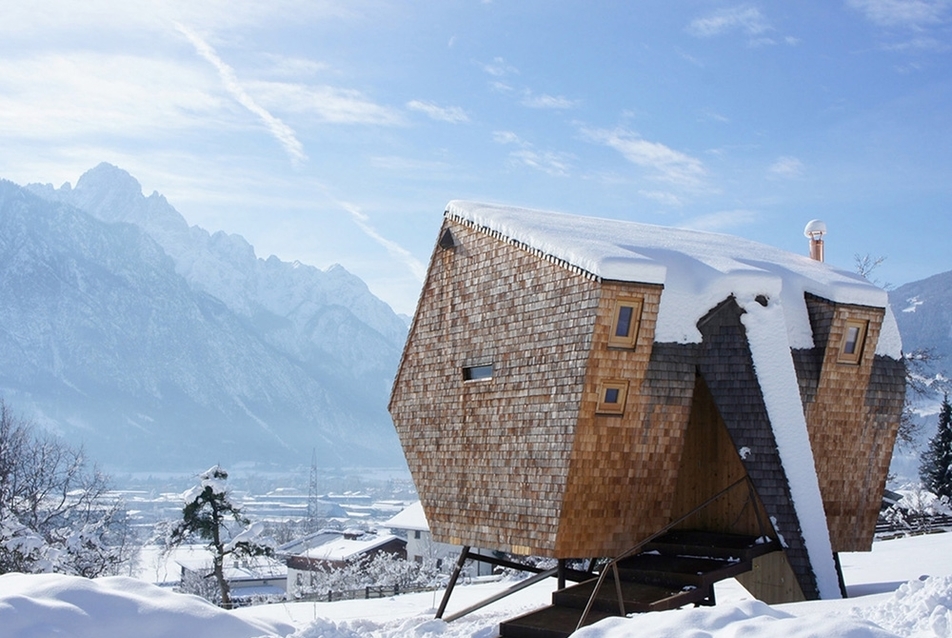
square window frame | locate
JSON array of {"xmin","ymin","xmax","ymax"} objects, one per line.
[
  {"xmin": 607, "ymin": 297, "xmax": 644, "ymax": 349},
  {"xmin": 596, "ymin": 379, "xmax": 630, "ymax": 415},
  {"xmin": 837, "ymin": 318, "xmax": 869, "ymax": 365}
]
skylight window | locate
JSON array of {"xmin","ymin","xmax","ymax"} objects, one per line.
[
  {"xmin": 837, "ymin": 319, "xmax": 868, "ymax": 365},
  {"xmin": 607, "ymin": 297, "xmax": 643, "ymax": 349},
  {"xmin": 596, "ymin": 380, "xmax": 629, "ymax": 415}
]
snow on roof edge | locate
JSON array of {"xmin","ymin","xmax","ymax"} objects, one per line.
[
  {"xmin": 300, "ymin": 533, "xmax": 403, "ymax": 562},
  {"xmin": 445, "ymin": 201, "xmax": 902, "ymax": 358},
  {"xmin": 741, "ymin": 303, "xmax": 841, "ymax": 599},
  {"xmin": 383, "ymin": 501, "xmax": 429, "ymax": 532}
]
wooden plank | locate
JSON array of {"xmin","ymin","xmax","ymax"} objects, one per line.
[{"xmin": 735, "ymin": 551, "xmax": 806, "ymax": 604}]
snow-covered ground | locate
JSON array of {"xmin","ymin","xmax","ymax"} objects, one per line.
[{"xmin": 4, "ymin": 532, "xmax": 952, "ymax": 637}]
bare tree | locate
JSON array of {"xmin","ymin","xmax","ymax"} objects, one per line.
[
  {"xmin": 0, "ymin": 400, "xmax": 135, "ymax": 576},
  {"xmin": 854, "ymin": 253, "xmax": 886, "ymax": 278}
]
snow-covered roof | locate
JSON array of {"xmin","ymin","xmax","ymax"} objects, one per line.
[
  {"xmin": 174, "ymin": 550, "xmax": 286, "ymax": 580},
  {"xmin": 383, "ymin": 501, "xmax": 429, "ymax": 533},
  {"xmin": 276, "ymin": 530, "xmax": 343, "ymax": 557},
  {"xmin": 445, "ymin": 200, "xmax": 908, "ymax": 598},
  {"xmin": 445, "ymin": 201, "xmax": 902, "ymax": 358},
  {"xmin": 298, "ymin": 533, "xmax": 404, "ymax": 562}
]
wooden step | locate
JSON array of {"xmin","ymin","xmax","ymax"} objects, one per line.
[
  {"xmin": 645, "ymin": 530, "xmax": 778, "ymax": 562},
  {"xmin": 498, "ymin": 529, "xmax": 782, "ymax": 638},
  {"xmin": 616, "ymin": 552, "xmax": 750, "ymax": 588},
  {"xmin": 552, "ymin": 575, "xmax": 711, "ymax": 613},
  {"xmin": 499, "ymin": 605, "xmax": 615, "ymax": 638}
]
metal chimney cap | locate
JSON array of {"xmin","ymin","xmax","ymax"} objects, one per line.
[{"xmin": 804, "ymin": 219, "xmax": 827, "ymax": 239}]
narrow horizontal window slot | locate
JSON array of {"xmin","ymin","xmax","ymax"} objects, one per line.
[{"xmin": 463, "ymin": 364, "xmax": 493, "ymax": 381}]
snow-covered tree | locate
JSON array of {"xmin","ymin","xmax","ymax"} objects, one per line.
[
  {"xmin": 920, "ymin": 395, "xmax": 952, "ymax": 500},
  {"xmin": 0, "ymin": 401, "xmax": 135, "ymax": 576},
  {"xmin": 168, "ymin": 466, "xmax": 273, "ymax": 608},
  {"xmin": 292, "ymin": 544, "xmax": 445, "ymax": 600}
]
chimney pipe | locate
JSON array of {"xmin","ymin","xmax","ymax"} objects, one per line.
[{"xmin": 803, "ymin": 220, "xmax": 827, "ymax": 262}]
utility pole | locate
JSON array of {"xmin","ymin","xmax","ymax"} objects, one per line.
[{"xmin": 306, "ymin": 448, "xmax": 320, "ymax": 532}]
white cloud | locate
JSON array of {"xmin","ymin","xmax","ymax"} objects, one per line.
[
  {"xmin": 886, "ymin": 36, "xmax": 949, "ymax": 51},
  {"xmin": 406, "ymin": 100, "xmax": 470, "ymax": 124},
  {"xmin": 492, "ymin": 131, "xmax": 571, "ymax": 175},
  {"xmin": 687, "ymin": 5, "xmax": 771, "ymax": 37},
  {"xmin": 769, "ymin": 156, "xmax": 805, "ymax": 178},
  {"xmin": 681, "ymin": 209, "xmax": 760, "ymax": 232},
  {"xmin": 639, "ymin": 190, "xmax": 685, "ymax": 207},
  {"xmin": 176, "ymin": 23, "xmax": 307, "ymax": 165},
  {"xmin": 698, "ymin": 109, "xmax": 731, "ymax": 124},
  {"xmin": 482, "ymin": 57, "xmax": 519, "ymax": 77},
  {"xmin": 251, "ymin": 82, "xmax": 403, "ymax": 125},
  {"xmin": 0, "ymin": 1, "xmax": 357, "ymax": 37},
  {"xmin": 0, "ymin": 52, "xmax": 221, "ymax": 140},
  {"xmin": 520, "ymin": 91, "xmax": 580, "ymax": 110},
  {"xmin": 847, "ymin": 0, "xmax": 950, "ymax": 28},
  {"xmin": 583, "ymin": 127, "xmax": 707, "ymax": 189},
  {"xmin": 260, "ymin": 54, "xmax": 331, "ymax": 78},
  {"xmin": 509, "ymin": 149, "xmax": 573, "ymax": 177},
  {"xmin": 492, "ymin": 130, "xmax": 522, "ymax": 145},
  {"xmin": 369, "ymin": 155, "xmax": 452, "ymax": 173}
]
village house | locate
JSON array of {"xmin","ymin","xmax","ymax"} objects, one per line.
[
  {"xmin": 388, "ymin": 202, "xmax": 905, "ymax": 636},
  {"xmin": 384, "ymin": 501, "xmax": 494, "ymax": 577},
  {"xmin": 174, "ymin": 550, "xmax": 286, "ymax": 605},
  {"xmin": 283, "ymin": 529, "xmax": 406, "ymax": 598}
]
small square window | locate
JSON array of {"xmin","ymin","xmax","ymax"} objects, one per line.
[
  {"xmin": 463, "ymin": 364, "xmax": 493, "ymax": 381},
  {"xmin": 837, "ymin": 319, "xmax": 868, "ymax": 365},
  {"xmin": 608, "ymin": 297, "xmax": 643, "ymax": 349},
  {"xmin": 596, "ymin": 380, "xmax": 629, "ymax": 415}
]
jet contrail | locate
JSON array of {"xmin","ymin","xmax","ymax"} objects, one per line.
[
  {"xmin": 338, "ymin": 200, "xmax": 427, "ymax": 281},
  {"xmin": 176, "ymin": 23, "xmax": 307, "ymax": 165}
]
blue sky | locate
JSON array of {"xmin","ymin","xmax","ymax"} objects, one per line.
[{"xmin": 1, "ymin": 1, "xmax": 950, "ymax": 315}]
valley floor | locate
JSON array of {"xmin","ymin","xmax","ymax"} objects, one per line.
[{"xmin": 4, "ymin": 531, "xmax": 952, "ymax": 637}]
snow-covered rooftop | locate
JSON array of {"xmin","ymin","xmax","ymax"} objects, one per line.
[
  {"xmin": 174, "ymin": 550, "xmax": 286, "ymax": 581},
  {"xmin": 383, "ymin": 501, "xmax": 429, "ymax": 533},
  {"xmin": 299, "ymin": 533, "xmax": 403, "ymax": 563},
  {"xmin": 445, "ymin": 201, "xmax": 902, "ymax": 357},
  {"xmin": 445, "ymin": 201, "xmax": 908, "ymax": 599}
]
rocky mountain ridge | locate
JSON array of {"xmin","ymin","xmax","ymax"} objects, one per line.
[{"xmin": 0, "ymin": 166, "xmax": 407, "ymax": 471}]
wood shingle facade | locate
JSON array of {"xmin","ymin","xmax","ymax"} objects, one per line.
[{"xmin": 389, "ymin": 202, "xmax": 905, "ymax": 604}]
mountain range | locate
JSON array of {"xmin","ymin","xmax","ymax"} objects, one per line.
[
  {"xmin": 890, "ymin": 273, "xmax": 952, "ymax": 368},
  {"xmin": 3, "ymin": 163, "xmax": 951, "ymax": 479},
  {"xmin": 0, "ymin": 163, "xmax": 408, "ymax": 471},
  {"xmin": 885, "ymin": 273, "xmax": 952, "ymax": 481}
]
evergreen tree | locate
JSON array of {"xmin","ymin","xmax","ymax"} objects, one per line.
[
  {"xmin": 920, "ymin": 395, "xmax": 952, "ymax": 500},
  {"xmin": 169, "ymin": 466, "xmax": 273, "ymax": 608}
]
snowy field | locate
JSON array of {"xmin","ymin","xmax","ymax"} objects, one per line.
[{"xmin": 4, "ymin": 532, "xmax": 952, "ymax": 637}]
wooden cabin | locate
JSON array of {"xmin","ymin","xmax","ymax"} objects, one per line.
[{"xmin": 389, "ymin": 201, "xmax": 905, "ymax": 607}]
